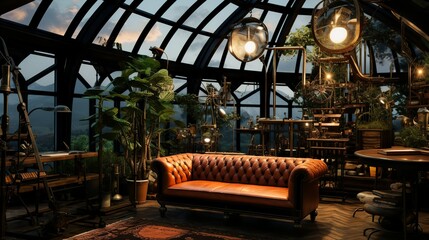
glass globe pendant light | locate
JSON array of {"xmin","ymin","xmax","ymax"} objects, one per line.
[
  {"xmin": 312, "ymin": 0, "xmax": 363, "ymax": 54},
  {"xmin": 228, "ymin": 17, "xmax": 269, "ymax": 62}
]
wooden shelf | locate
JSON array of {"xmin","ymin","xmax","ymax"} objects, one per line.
[
  {"xmin": 6, "ymin": 152, "xmax": 98, "ymax": 167},
  {"xmin": 16, "ymin": 173, "xmax": 99, "ymax": 193}
]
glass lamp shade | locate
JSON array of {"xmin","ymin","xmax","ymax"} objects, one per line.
[
  {"xmin": 312, "ymin": 0, "xmax": 362, "ymax": 54},
  {"xmin": 228, "ymin": 17, "xmax": 268, "ymax": 62}
]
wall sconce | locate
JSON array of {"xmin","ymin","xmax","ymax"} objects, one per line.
[
  {"xmin": 228, "ymin": 17, "xmax": 268, "ymax": 62},
  {"xmin": 312, "ymin": 0, "xmax": 363, "ymax": 54},
  {"xmin": 416, "ymin": 67, "xmax": 424, "ymax": 79}
]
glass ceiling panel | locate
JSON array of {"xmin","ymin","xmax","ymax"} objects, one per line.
[
  {"xmin": 250, "ymin": 8, "xmax": 264, "ymax": 19},
  {"xmin": 262, "ymin": 11, "xmax": 282, "ymax": 42},
  {"xmin": 268, "ymin": 0, "xmax": 288, "ymax": 6},
  {"xmin": 182, "ymin": 35, "xmax": 208, "ymax": 65},
  {"xmin": 162, "ymin": 0, "xmax": 197, "ymax": 22},
  {"xmin": 303, "ymin": 0, "xmax": 320, "ymax": 9},
  {"xmin": 138, "ymin": 23, "xmax": 172, "ymax": 57},
  {"xmin": 71, "ymin": 1, "xmax": 102, "ymax": 38},
  {"xmin": 115, "ymin": 14, "xmax": 148, "ymax": 52},
  {"xmin": 208, "ymin": 39, "xmax": 227, "ymax": 68},
  {"xmin": 244, "ymin": 56, "xmax": 265, "ymax": 72},
  {"xmin": 290, "ymin": 15, "xmax": 311, "ymax": 33},
  {"xmin": 93, "ymin": 8, "xmax": 125, "ymax": 45},
  {"xmin": 0, "ymin": 0, "xmax": 40, "ymax": 25},
  {"xmin": 182, "ymin": 34, "xmax": 210, "ymax": 65},
  {"xmin": 224, "ymin": 47, "xmax": 243, "ymax": 69},
  {"xmin": 183, "ymin": 0, "xmax": 222, "ymax": 28},
  {"xmin": 165, "ymin": 29, "xmax": 192, "ymax": 61},
  {"xmin": 202, "ymin": 3, "xmax": 236, "ymax": 33},
  {"xmin": 38, "ymin": 1, "xmax": 86, "ymax": 36},
  {"xmin": 138, "ymin": 0, "xmax": 166, "ymax": 15}
]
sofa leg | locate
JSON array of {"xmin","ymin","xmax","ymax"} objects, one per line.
[
  {"xmin": 159, "ymin": 205, "xmax": 167, "ymax": 217},
  {"xmin": 310, "ymin": 210, "xmax": 318, "ymax": 222}
]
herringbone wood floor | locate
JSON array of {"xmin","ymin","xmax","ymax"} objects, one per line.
[
  {"xmin": 6, "ymin": 198, "xmax": 429, "ymax": 239},
  {"xmin": 55, "ymin": 198, "xmax": 429, "ymax": 240}
]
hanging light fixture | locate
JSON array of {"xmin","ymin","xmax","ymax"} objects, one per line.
[
  {"xmin": 312, "ymin": 0, "xmax": 363, "ymax": 54},
  {"xmin": 228, "ymin": 17, "xmax": 269, "ymax": 62}
]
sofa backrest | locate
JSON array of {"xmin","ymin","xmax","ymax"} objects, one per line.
[{"xmin": 191, "ymin": 154, "xmax": 310, "ymax": 187}]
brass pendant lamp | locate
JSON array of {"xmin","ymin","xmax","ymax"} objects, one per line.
[
  {"xmin": 228, "ymin": 17, "xmax": 269, "ymax": 62},
  {"xmin": 312, "ymin": 0, "xmax": 363, "ymax": 54}
]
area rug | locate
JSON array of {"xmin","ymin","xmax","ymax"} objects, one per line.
[{"xmin": 65, "ymin": 217, "xmax": 243, "ymax": 240}]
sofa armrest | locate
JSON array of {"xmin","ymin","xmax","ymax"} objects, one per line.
[
  {"xmin": 289, "ymin": 159, "xmax": 328, "ymax": 184},
  {"xmin": 151, "ymin": 153, "xmax": 193, "ymax": 193},
  {"xmin": 288, "ymin": 159, "xmax": 328, "ymax": 206}
]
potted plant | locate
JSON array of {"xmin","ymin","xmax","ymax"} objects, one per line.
[
  {"xmin": 84, "ymin": 55, "xmax": 175, "ymax": 206},
  {"xmin": 355, "ymin": 85, "xmax": 394, "ymax": 149},
  {"xmin": 113, "ymin": 56, "xmax": 175, "ymax": 205}
]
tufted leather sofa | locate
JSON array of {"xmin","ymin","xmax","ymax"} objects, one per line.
[{"xmin": 151, "ymin": 153, "xmax": 328, "ymax": 225}]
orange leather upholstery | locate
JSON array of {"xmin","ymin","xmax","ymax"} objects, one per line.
[{"xmin": 151, "ymin": 153, "xmax": 328, "ymax": 225}]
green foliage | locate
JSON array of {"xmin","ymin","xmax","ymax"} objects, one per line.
[
  {"xmin": 71, "ymin": 135, "xmax": 89, "ymax": 151},
  {"xmin": 282, "ymin": 25, "xmax": 326, "ymax": 63},
  {"xmin": 399, "ymin": 126, "xmax": 428, "ymax": 148},
  {"xmin": 83, "ymin": 56, "xmax": 175, "ymax": 180},
  {"xmin": 175, "ymin": 94, "xmax": 204, "ymax": 124},
  {"xmin": 356, "ymin": 85, "xmax": 394, "ymax": 130}
]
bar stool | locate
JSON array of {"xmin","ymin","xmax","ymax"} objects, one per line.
[
  {"xmin": 362, "ymin": 202, "xmax": 402, "ymax": 239},
  {"xmin": 353, "ymin": 190, "xmax": 404, "ymax": 239}
]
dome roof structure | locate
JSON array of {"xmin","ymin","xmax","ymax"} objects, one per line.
[{"xmin": 1, "ymin": 0, "xmax": 429, "ymax": 150}]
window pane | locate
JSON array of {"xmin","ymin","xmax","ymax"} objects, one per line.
[
  {"xmin": 93, "ymin": 8, "xmax": 125, "ymax": 46},
  {"xmin": 115, "ymin": 14, "xmax": 148, "ymax": 52},
  {"xmin": 203, "ymin": 3, "xmax": 236, "ymax": 33},
  {"xmin": 183, "ymin": 0, "xmax": 222, "ymax": 28},
  {"xmin": 39, "ymin": 1, "xmax": 86, "ymax": 35},
  {"xmin": 78, "ymin": 63, "xmax": 97, "ymax": 88},
  {"xmin": 165, "ymin": 29, "xmax": 192, "ymax": 62},
  {"xmin": 183, "ymin": 35, "xmax": 209, "ymax": 65},
  {"xmin": 208, "ymin": 39, "xmax": 227, "ymax": 67},
  {"xmin": 71, "ymin": 97, "xmax": 89, "ymax": 150},
  {"xmin": 303, "ymin": 0, "xmax": 320, "ymax": 9},
  {"xmin": 28, "ymin": 95, "xmax": 55, "ymax": 152},
  {"xmin": 162, "ymin": 0, "xmax": 196, "ymax": 22},
  {"xmin": 138, "ymin": 1, "xmax": 166, "ymax": 14},
  {"xmin": 71, "ymin": 1, "xmax": 102, "ymax": 38},
  {"xmin": 263, "ymin": 11, "xmax": 282, "ymax": 40},
  {"xmin": 138, "ymin": 23, "xmax": 171, "ymax": 56},
  {"xmin": 0, "ymin": 0, "xmax": 40, "ymax": 25}
]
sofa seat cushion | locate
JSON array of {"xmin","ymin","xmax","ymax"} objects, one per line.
[{"xmin": 164, "ymin": 180, "xmax": 292, "ymax": 208}]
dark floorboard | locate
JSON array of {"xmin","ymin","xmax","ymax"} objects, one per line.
[{"xmin": 4, "ymin": 197, "xmax": 429, "ymax": 240}]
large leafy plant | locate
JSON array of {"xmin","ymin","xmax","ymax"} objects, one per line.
[{"xmin": 84, "ymin": 56, "xmax": 174, "ymax": 180}]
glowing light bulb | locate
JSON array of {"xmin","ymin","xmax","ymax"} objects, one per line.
[
  {"xmin": 326, "ymin": 73, "xmax": 332, "ymax": 80},
  {"xmin": 203, "ymin": 137, "xmax": 211, "ymax": 144},
  {"xmin": 330, "ymin": 27, "xmax": 347, "ymax": 44},
  {"xmin": 244, "ymin": 40, "xmax": 257, "ymax": 54},
  {"xmin": 417, "ymin": 68, "xmax": 424, "ymax": 76}
]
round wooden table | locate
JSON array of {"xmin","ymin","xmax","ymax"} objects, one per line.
[{"xmin": 355, "ymin": 146, "xmax": 429, "ymax": 239}]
